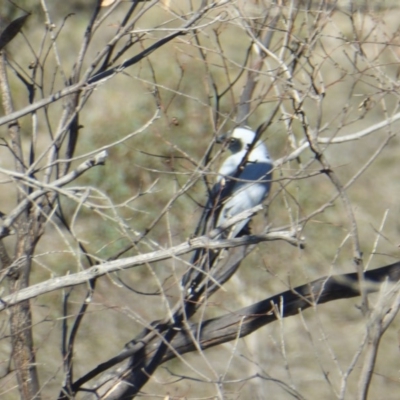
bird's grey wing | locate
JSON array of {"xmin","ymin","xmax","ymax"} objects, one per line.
[
  {"xmin": 191, "ymin": 153, "xmax": 238, "ymax": 237},
  {"xmin": 197, "ymin": 153, "xmax": 245, "ymax": 233},
  {"xmin": 183, "ymin": 156, "xmax": 240, "ymax": 287},
  {"xmin": 217, "ymin": 160, "xmax": 273, "ymax": 237}
]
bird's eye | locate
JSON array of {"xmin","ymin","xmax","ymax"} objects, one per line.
[{"xmin": 229, "ymin": 138, "xmax": 237, "ymax": 143}]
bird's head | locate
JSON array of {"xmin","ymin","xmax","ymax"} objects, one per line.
[{"xmin": 217, "ymin": 127, "xmax": 261, "ymax": 154}]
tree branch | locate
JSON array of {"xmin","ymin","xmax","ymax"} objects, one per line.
[
  {"xmin": 74, "ymin": 262, "xmax": 400, "ymax": 398},
  {"xmin": 0, "ymin": 206, "xmax": 301, "ymax": 310}
]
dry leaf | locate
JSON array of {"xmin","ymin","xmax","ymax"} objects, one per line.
[
  {"xmin": 0, "ymin": 14, "xmax": 30, "ymax": 51},
  {"xmin": 101, "ymin": 0, "xmax": 117, "ymax": 6}
]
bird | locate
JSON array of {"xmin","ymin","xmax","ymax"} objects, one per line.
[
  {"xmin": 211, "ymin": 126, "xmax": 273, "ymax": 238},
  {"xmin": 181, "ymin": 127, "xmax": 273, "ymax": 291}
]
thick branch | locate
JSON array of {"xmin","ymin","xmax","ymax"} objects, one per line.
[
  {"xmin": 0, "ymin": 81, "xmax": 87, "ymax": 128},
  {"xmin": 0, "ymin": 207, "xmax": 300, "ymax": 310},
  {"xmin": 76, "ymin": 262, "xmax": 400, "ymax": 399},
  {"xmin": 165, "ymin": 262, "xmax": 400, "ymax": 360},
  {"xmin": 0, "ymin": 51, "xmax": 41, "ymax": 400}
]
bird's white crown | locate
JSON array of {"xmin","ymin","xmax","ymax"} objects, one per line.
[
  {"xmin": 229, "ymin": 127, "xmax": 270, "ymax": 159},
  {"xmin": 231, "ymin": 127, "xmax": 257, "ymax": 144}
]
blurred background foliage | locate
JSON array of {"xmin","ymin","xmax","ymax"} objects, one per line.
[{"xmin": 0, "ymin": 0, "xmax": 400, "ymax": 399}]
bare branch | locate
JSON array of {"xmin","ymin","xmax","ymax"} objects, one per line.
[{"xmin": 0, "ymin": 206, "xmax": 300, "ymax": 310}]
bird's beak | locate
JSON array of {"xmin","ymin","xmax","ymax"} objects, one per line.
[{"xmin": 216, "ymin": 133, "xmax": 228, "ymax": 144}]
